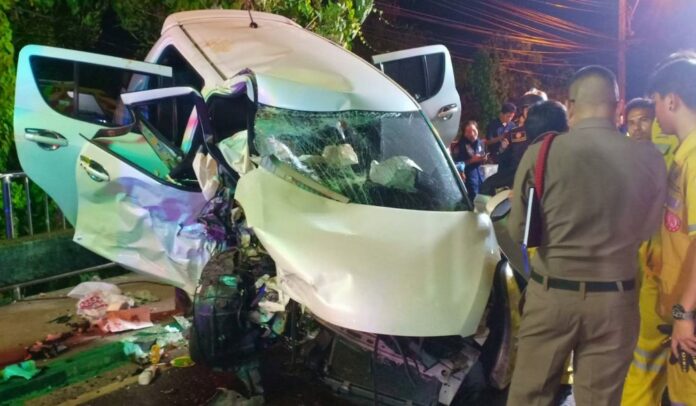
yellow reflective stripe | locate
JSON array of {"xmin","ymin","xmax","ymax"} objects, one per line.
[
  {"xmin": 634, "ymin": 347, "xmax": 668, "ymax": 361},
  {"xmin": 631, "ymin": 358, "xmax": 666, "ymax": 373},
  {"xmin": 631, "ymin": 348, "xmax": 668, "ymax": 373}
]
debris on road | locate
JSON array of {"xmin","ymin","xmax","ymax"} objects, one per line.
[
  {"xmin": 206, "ymin": 388, "xmax": 265, "ymax": 406},
  {"xmin": 98, "ymin": 307, "xmax": 154, "ymax": 333},
  {"xmin": 47, "ymin": 313, "xmax": 73, "ymax": 324},
  {"xmin": 68, "ymin": 282, "xmax": 134, "ymax": 322},
  {"xmin": 170, "ymin": 356, "xmax": 195, "ymax": 368},
  {"xmin": 1, "ymin": 360, "xmax": 41, "ymax": 381},
  {"xmin": 27, "ymin": 332, "xmax": 72, "ymax": 359},
  {"xmin": 138, "ymin": 365, "xmax": 158, "ymax": 385},
  {"xmin": 126, "ymin": 290, "xmax": 160, "ymax": 306}
]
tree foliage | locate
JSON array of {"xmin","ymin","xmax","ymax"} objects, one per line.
[
  {"xmin": 0, "ymin": 1, "xmax": 14, "ymax": 172},
  {"xmin": 460, "ymin": 37, "xmax": 572, "ymax": 130},
  {"xmin": 464, "ymin": 48, "xmax": 506, "ymax": 132},
  {"xmin": 113, "ymin": 0, "xmax": 373, "ymax": 54}
]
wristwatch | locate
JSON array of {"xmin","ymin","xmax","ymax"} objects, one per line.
[{"xmin": 672, "ymin": 304, "xmax": 696, "ymax": 321}]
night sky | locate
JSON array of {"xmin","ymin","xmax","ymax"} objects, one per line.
[{"xmin": 364, "ymin": 0, "xmax": 696, "ymax": 100}]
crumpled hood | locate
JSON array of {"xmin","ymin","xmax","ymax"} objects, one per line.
[{"xmin": 235, "ymin": 168, "xmax": 500, "ymax": 337}]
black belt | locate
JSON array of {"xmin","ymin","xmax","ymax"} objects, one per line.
[{"xmin": 530, "ymin": 270, "xmax": 635, "ymax": 292}]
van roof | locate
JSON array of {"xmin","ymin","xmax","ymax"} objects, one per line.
[{"xmin": 163, "ymin": 10, "xmax": 417, "ymax": 112}]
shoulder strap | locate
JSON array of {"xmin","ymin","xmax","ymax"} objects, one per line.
[{"xmin": 533, "ymin": 131, "xmax": 559, "ymax": 200}]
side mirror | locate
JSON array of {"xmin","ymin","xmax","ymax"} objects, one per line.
[{"xmin": 485, "ymin": 190, "xmax": 512, "ymax": 222}]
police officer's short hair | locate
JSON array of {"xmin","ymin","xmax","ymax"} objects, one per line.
[
  {"xmin": 570, "ymin": 65, "xmax": 619, "ymax": 102},
  {"xmin": 625, "ymin": 98, "xmax": 655, "ymax": 117},
  {"xmin": 571, "ymin": 65, "xmax": 617, "ymax": 87},
  {"xmin": 525, "ymin": 100, "xmax": 569, "ymax": 142},
  {"xmin": 501, "ymin": 102, "xmax": 517, "ymax": 114},
  {"xmin": 648, "ymin": 57, "xmax": 696, "ymax": 110}
]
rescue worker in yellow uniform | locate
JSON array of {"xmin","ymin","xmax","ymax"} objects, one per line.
[
  {"xmin": 622, "ymin": 103, "xmax": 679, "ymax": 405},
  {"xmin": 623, "ymin": 55, "xmax": 696, "ymax": 405},
  {"xmin": 651, "ymin": 57, "xmax": 696, "ymax": 405}
]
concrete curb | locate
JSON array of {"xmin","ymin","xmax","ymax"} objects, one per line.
[{"xmin": 0, "ymin": 341, "xmax": 129, "ymax": 405}]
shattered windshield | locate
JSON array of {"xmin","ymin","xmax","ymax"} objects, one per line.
[{"xmin": 253, "ymin": 105, "xmax": 469, "ymax": 211}]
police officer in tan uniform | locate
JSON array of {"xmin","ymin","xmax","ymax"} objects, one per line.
[{"xmin": 506, "ymin": 66, "xmax": 666, "ymax": 405}]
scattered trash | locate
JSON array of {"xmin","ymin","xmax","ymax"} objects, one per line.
[
  {"xmin": 97, "ymin": 307, "xmax": 154, "ymax": 333},
  {"xmin": 156, "ymin": 326, "xmax": 185, "ymax": 348},
  {"xmin": 1, "ymin": 360, "xmax": 41, "ymax": 381},
  {"xmin": 68, "ymin": 282, "xmax": 134, "ymax": 322},
  {"xmin": 369, "ymin": 156, "xmax": 422, "ymax": 192},
  {"xmin": 173, "ymin": 315, "xmax": 192, "ymax": 332},
  {"xmin": 125, "ymin": 290, "xmax": 160, "ymax": 306},
  {"xmin": 121, "ymin": 324, "xmax": 187, "ymax": 365},
  {"xmin": 67, "ymin": 281, "xmax": 120, "ymax": 298},
  {"xmin": 170, "ymin": 355, "xmax": 195, "ymax": 368},
  {"xmin": 206, "ymin": 388, "xmax": 265, "ymax": 406},
  {"xmin": 27, "ymin": 332, "xmax": 72, "ymax": 359},
  {"xmin": 150, "ymin": 343, "xmax": 162, "ymax": 365},
  {"xmin": 47, "ymin": 313, "xmax": 73, "ymax": 324},
  {"xmin": 122, "ymin": 341, "xmax": 149, "ymax": 364},
  {"xmin": 137, "ymin": 365, "xmax": 158, "ymax": 385}
]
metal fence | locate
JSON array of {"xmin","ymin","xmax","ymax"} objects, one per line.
[
  {"xmin": 0, "ymin": 172, "xmax": 115, "ymax": 300},
  {"xmin": 1, "ymin": 172, "xmax": 67, "ymax": 239}
]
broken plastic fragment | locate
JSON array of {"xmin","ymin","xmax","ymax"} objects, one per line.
[
  {"xmin": 122, "ymin": 341, "xmax": 148, "ymax": 362},
  {"xmin": 220, "ymin": 275, "xmax": 238, "ymax": 288},
  {"xmin": 2, "ymin": 361, "xmax": 40, "ymax": 381},
  {"xmin": 218, "ymin": 130, "xmax": 255, "ymax": 176},
  {"xmin": 170, "ymin": 356, "xmax": 195, "ymax": 368},
  {"xmin": 369, "ymin": 156, "xmax": 422, "ymax": 192},
  {"xmin": 192, "ymin": 152, "xmax": 220, "ymax": 200},
  {"xmin": 173, "ymin": 315, "xmax": 192, "ymax": 331},
  {"xmin": 321, "ymin": 144, "xmax": 359, "ymax": 167}
]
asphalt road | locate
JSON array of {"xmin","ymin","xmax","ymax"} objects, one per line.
[{"xmin": 34, "ymin": 344, "xmax": 515, "ymax": 406}]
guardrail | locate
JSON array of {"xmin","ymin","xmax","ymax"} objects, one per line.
[
  {"xmin": 1, "ymin": 172, "xmax": 114, "ymax": 300},
  {"xmin": 1, "ymin": 172, "xmax": 67, "ymax": 239}
]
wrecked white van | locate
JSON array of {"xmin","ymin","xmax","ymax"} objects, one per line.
[{"xmin": 14, "ymin": 10, "xmax": 520, "ymax": 404}]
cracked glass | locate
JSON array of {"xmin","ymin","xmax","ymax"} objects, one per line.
[{"xmin": 253, "ymin": 105, "xmax": 469, "ymax": 211}]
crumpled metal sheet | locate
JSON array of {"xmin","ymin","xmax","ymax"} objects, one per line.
[
  {"xmin": 235, "ymin": 168, "xmax": 500, "ymax": 337},
  {"xmin": 177, "ymin": 17, "xmax": 418, "ymax": 113},
  {"xmin": 73, "ymin": 143, "xmax": 212, "ymax": 294}
]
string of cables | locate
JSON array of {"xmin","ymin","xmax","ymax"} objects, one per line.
[{"xmin": 363, "ymin": 0, "xmax": 618, "ymax": 79}]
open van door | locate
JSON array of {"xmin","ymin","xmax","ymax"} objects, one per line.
[
  {"xmin": 14, "ymin": 46, "xmax": 211, "ymax": 291},
  {"xmin": 373, "ymin": 45, "xmax": 461, "ymax": 146},
  {"xmin": 13, "ymin": 45, "xmax": 172, "ymax": 224}
]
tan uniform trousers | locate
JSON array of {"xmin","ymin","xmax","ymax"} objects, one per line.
[{"xmin": 507, "ymin": 277, "xmax": 639, "ymax": 406}]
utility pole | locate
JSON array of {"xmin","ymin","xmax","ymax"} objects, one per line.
[{"xmin": 618, "ymin": 0, "xmax": 627, "ymax": 103}]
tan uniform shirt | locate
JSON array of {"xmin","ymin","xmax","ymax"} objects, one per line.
[{"xmin": 508, "ymin": 117, "xmax": 666, "ymax": 281}]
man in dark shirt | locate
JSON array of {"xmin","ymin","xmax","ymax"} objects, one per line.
[
  {"xmin": 479, "ymin": 99, "xmax": 566, "ymax": 195},
  {"xmin": 485, "ymin": 102, "xmax": 517, "ymax": 162}
]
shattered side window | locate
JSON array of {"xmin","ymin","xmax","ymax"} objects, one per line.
[{"xmin": 253, "ymin": 105, "xmax": 469, "ymax": 211}]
